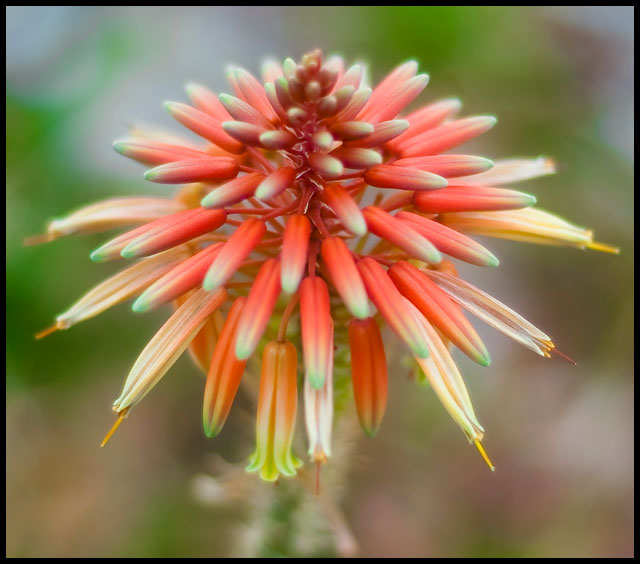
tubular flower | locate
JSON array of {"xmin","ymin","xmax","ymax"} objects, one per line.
[{"xmin": 32, "ymin": 49, "xmax": 618, "ymax": 480}]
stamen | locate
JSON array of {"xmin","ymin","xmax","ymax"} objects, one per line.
[
  {"xmin": 308, "ymin": 240, "xmax": 320, "ymax": 277},
  {"xmin": 246, "ymin": 146, "xmax": 275, "ymax": 174},
  {"xmin": 586, "ymin": 241, "xmax": 620, "ymax": 255},
  {"xmin": 34, "ymin": 322, "xmax": 63, "ymax": 340},
  {"xmin": 101, "ymin": 408, "xmax": 129, "ymax": 447},
  {"xmin": 551, "ymin": 347, "xmax": 577, "ymax": 366},
  {"xmin": 315, "ymin": 459, "xmax": 322, "ymax": 496},
  {"xmin": 310, "ymin": 207, "xmax": 331, "ymax": 239},
  {"xmin": 24, "ymin": 233, "xmax": 55, "ymax": 246},
  {"xmin": 277, "ymin": 294, "xmax": 299, "ymax": 342},
  {"xmin": 474, "ymin": 439, "xmax": 495, "ymax": 472}
]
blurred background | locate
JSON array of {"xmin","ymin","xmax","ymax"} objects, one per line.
[{"xmin": 6, "ymin": 6, "xmax": 634, "ymax": 558}]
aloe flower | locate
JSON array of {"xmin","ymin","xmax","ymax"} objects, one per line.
[{"xmin": 32, "ymin": 49, "xmax": 617, "ymax": 482}]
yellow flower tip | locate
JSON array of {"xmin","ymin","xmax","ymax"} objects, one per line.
[
  {"xmin": 474, "ymin": 439, "xmax": 495, "ymax": 472},
  {"xmin": 24, "ymin": 232, "xmax": 56, "ymax": 246},
  {"xmin": 100, "ymin": 409, "xmax": 129, "ymax": 447},
  {"xmin": 34, "ymin": 321, "xmax": 64, "ymax": 340},
  {"xmin": 586, "ymin": 240, "xmax": 620, "ymax": 255}
]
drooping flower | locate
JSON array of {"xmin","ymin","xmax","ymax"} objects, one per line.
[{"xmin": 31, "ymin": 49, "xmax": 618, "ymax": 482}]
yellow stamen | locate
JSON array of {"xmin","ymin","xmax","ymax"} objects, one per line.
[
  {"xmin": 34, "ymin": 322, "xmax": 63, "ymax": 340},
  {"xmin": 101, "ymin": 409, "xmax": 129, "ymax": 447},
  {"xmin": 474, "ymin": 439, "xmax": 495, "ymax": 472},
  {"xmin": 586, "ymin": 241, "xmax": 620, "ymax": 255}
]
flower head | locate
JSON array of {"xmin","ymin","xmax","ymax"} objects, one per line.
[{"xmin": 32, "ymin": 49, "xmax": 618, "ymax": 481}]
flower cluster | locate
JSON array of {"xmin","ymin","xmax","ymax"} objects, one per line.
[{"xmin": 32, "ymin": 49, "xmax": 617, "ymax": 481}]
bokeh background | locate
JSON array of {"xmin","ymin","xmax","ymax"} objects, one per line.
[{"xmin": 6, "ymin": 6, "xmax": 634, "ymax": 558}]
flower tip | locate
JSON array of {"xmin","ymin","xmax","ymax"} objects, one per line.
[
  {"xmin": 363, "ymin": 424, "xmax": 380, "ymax": 438},
  {"xmin": 485, "ymin": 252, "xmax": 500, "ymax": 267},
  {"xmin": 89, "ymin": 247, "xmax": 107, "ymax": 263},
  {"xmin": 131, "ymin": 296, "xmax": 150, "ymax": 314},
  {"xmin": 202, "ymin": 275, "xmax": 219, "ymax": 292},
  {"xmin": 162, "ymin": 101, "xmax": 177, "ymax": 115},
  {"xmin": 482, "ymin": 115, "xmax": 498, "ymax": 129},
  {"xmin": 112, "ymin": 140, "xmax": 129, "ymax": 155},
  {"xmin": 184, "ymin": 81, "xmax": 201, "ymax": 95},
  {"xmin": 476, "ymin": 350, "xmax": 492, "ymax": 367},
  {"xmin": 478, "ymin": 157, "xmax": 495, "ymax": 172},
  {"xmin": 414, "ymin": 343, "xmax": 430, "ymax": 359},
  {"xmin": 308, "ymin": 372, "xmax": 326, "ymax": 390},
  {"xmin": 415, "ymin": 73, "xmax": 430, "ymax": 87},
  {"xmin": 203, "ymin": 419, "xmax": 223, "ymax": 439},
  {"xmin": 352, "ymin": 221, "xmax": 368, "ymax": 237},
  {"xmin": 143, "ymin": 169, "xmax": 159, "ymax": 182},
  {"xmin": 119, "ymin": 245, "xmax": 137, "ymax": 259},
  {"xmin": 280, "ymin": 277, "xmax": 299, "ymax": 296},
  {"xmin": 431, "ymin": 174, "xmax": 448, "ymax": 189},
  {"xmin": 234, "ymin": 340, "xmax": 253, "ymax": 361}
]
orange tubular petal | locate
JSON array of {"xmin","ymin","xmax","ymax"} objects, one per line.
[
  {"xmin": 172, "ymin": 290, "xmax": 223, "ymax": 374},
  {"xmin": 388, "ymin": 261, "xmax": 490, "ymax": 366},
  {"xmin": 364, "ymin": 164, "xmax": 447, "ymax": 191},
  {"xmin": 47, "ymin": 248, "xmax": 189, "ymax": 333},
  {"xmin": 360, "ymin": 74, "xmax": 429, "ymax": 124},
  {"xmin": 204, "ymin": 217, "xmax": 266, "ymax": 291},
  {"xmin": 281, "ymin": 215, "xmax": 311, "ymax": 294},
  {"xmin": 393, "ymin": 155, "xmax": 494, "ymax": 178},
  {"xmin": 320, "ymin": 237, "xmax": 369, "ymax": 319},
  {"xmin": 396, "ymin": 211, "xmax": 499, "ymax": 267},
  {"xmin": 362, "ymin": 206, "xmax": 442, "ymax": 264},
  {"xmin": 90, "ymin": 208, "xmax": 225, "ymax": 262},
  {"xmin": 219, "ymin": 93, "xmax": 274, "ymax": 130},
  {"xmin": 247, "ymin": 341, "xmax": 302, "ymax": 481},
  {"xmin": 330, "ymin": 86, "xmax": 372, "ymax": 123},
  {"xmin": 348, "ymin": 318, "xmax": 388, "ymax": 436},
  {"xmin": 39, "ymin": 196, "xmax": 186, "ymax": 242},
  {"xmin": 335, "ymin": 64, "xmax": 362, "ymax": 90},
  {"xmin": 113, "ymin": 139, "xmax": 210, "ymax": 166},
  {"xmin": 386, "ymin": 98, "xmax": 462, "ymax": 151},
  {"xmin": 356, "ymin": 257, "xmax": 430, "ymax": 358},
  {"xmin": 120, "ymin": 208, "xmax": 227, "ymax": 259},
  {"xmin": 187, "ymin": 309, "xmax": 224, "ymax": 375},
  {"xmin": 221, "ymin": 121, "xmax": 267, "ymax": 146},
  {"xmin": 357, "ymin": 61, "xmax": 418, "ymax": 121},
  {"xmin": 228, "ymin": 67, "xmax": 279, "ymax": 123},
  {"xmin": 259, "ymin": 129, "xmax": 297, "ymax": 150},
  {"xmin": 349, "ymin": 119, "xmax": 409, "ymax": 148},
  {"xmin": 414, "ymin": 185, "xmax": 537, "ymax": 213},
  {"xmin": 164, "ymin": 101, "xmax": 245, "ymax": 154},
  {"xmin": 255, "ymin": 166, "xmax": 297, "ymax": 201},
  {"xmin": 398, "ymin": 116, "xmax": 497, "ymax": 158},
  {"xmin": 185, "ymin": 83, "xmax": 233, "ymax": 121},
  {"xmin": 234, "ymin": 258, "xmax": 281, "ymax": 360},
  {"xmin": 144, "ymin": 157, "xmax": 239, "ymax": 184},
  {"xmin": 321, "ymin": 183, "xmax": 368, "ymax": 236},
  {"xmin": 304, "ymin": 357, "xmax": 334, "ymax": 462},
  {"xmin": 300, "ymin": 277, "xmax": 334, "ymax": 389},
  {"xmin": 330, "ymin": 147, "xmax": 382, "ymax": 169},
  {"xmin": 133, "ymin": 243, "xmax": 224, "ymax": 312},
  {"xmin": 203, "ymin": 297, "xmax": 248, "ymax": 437},
  {"xmin": 200, "ymin": 172, "xmax": 265, "ymax": 208},
  {"xmin": 113, "ymin": 287, "xmax": 228, "ymax": 413}
]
